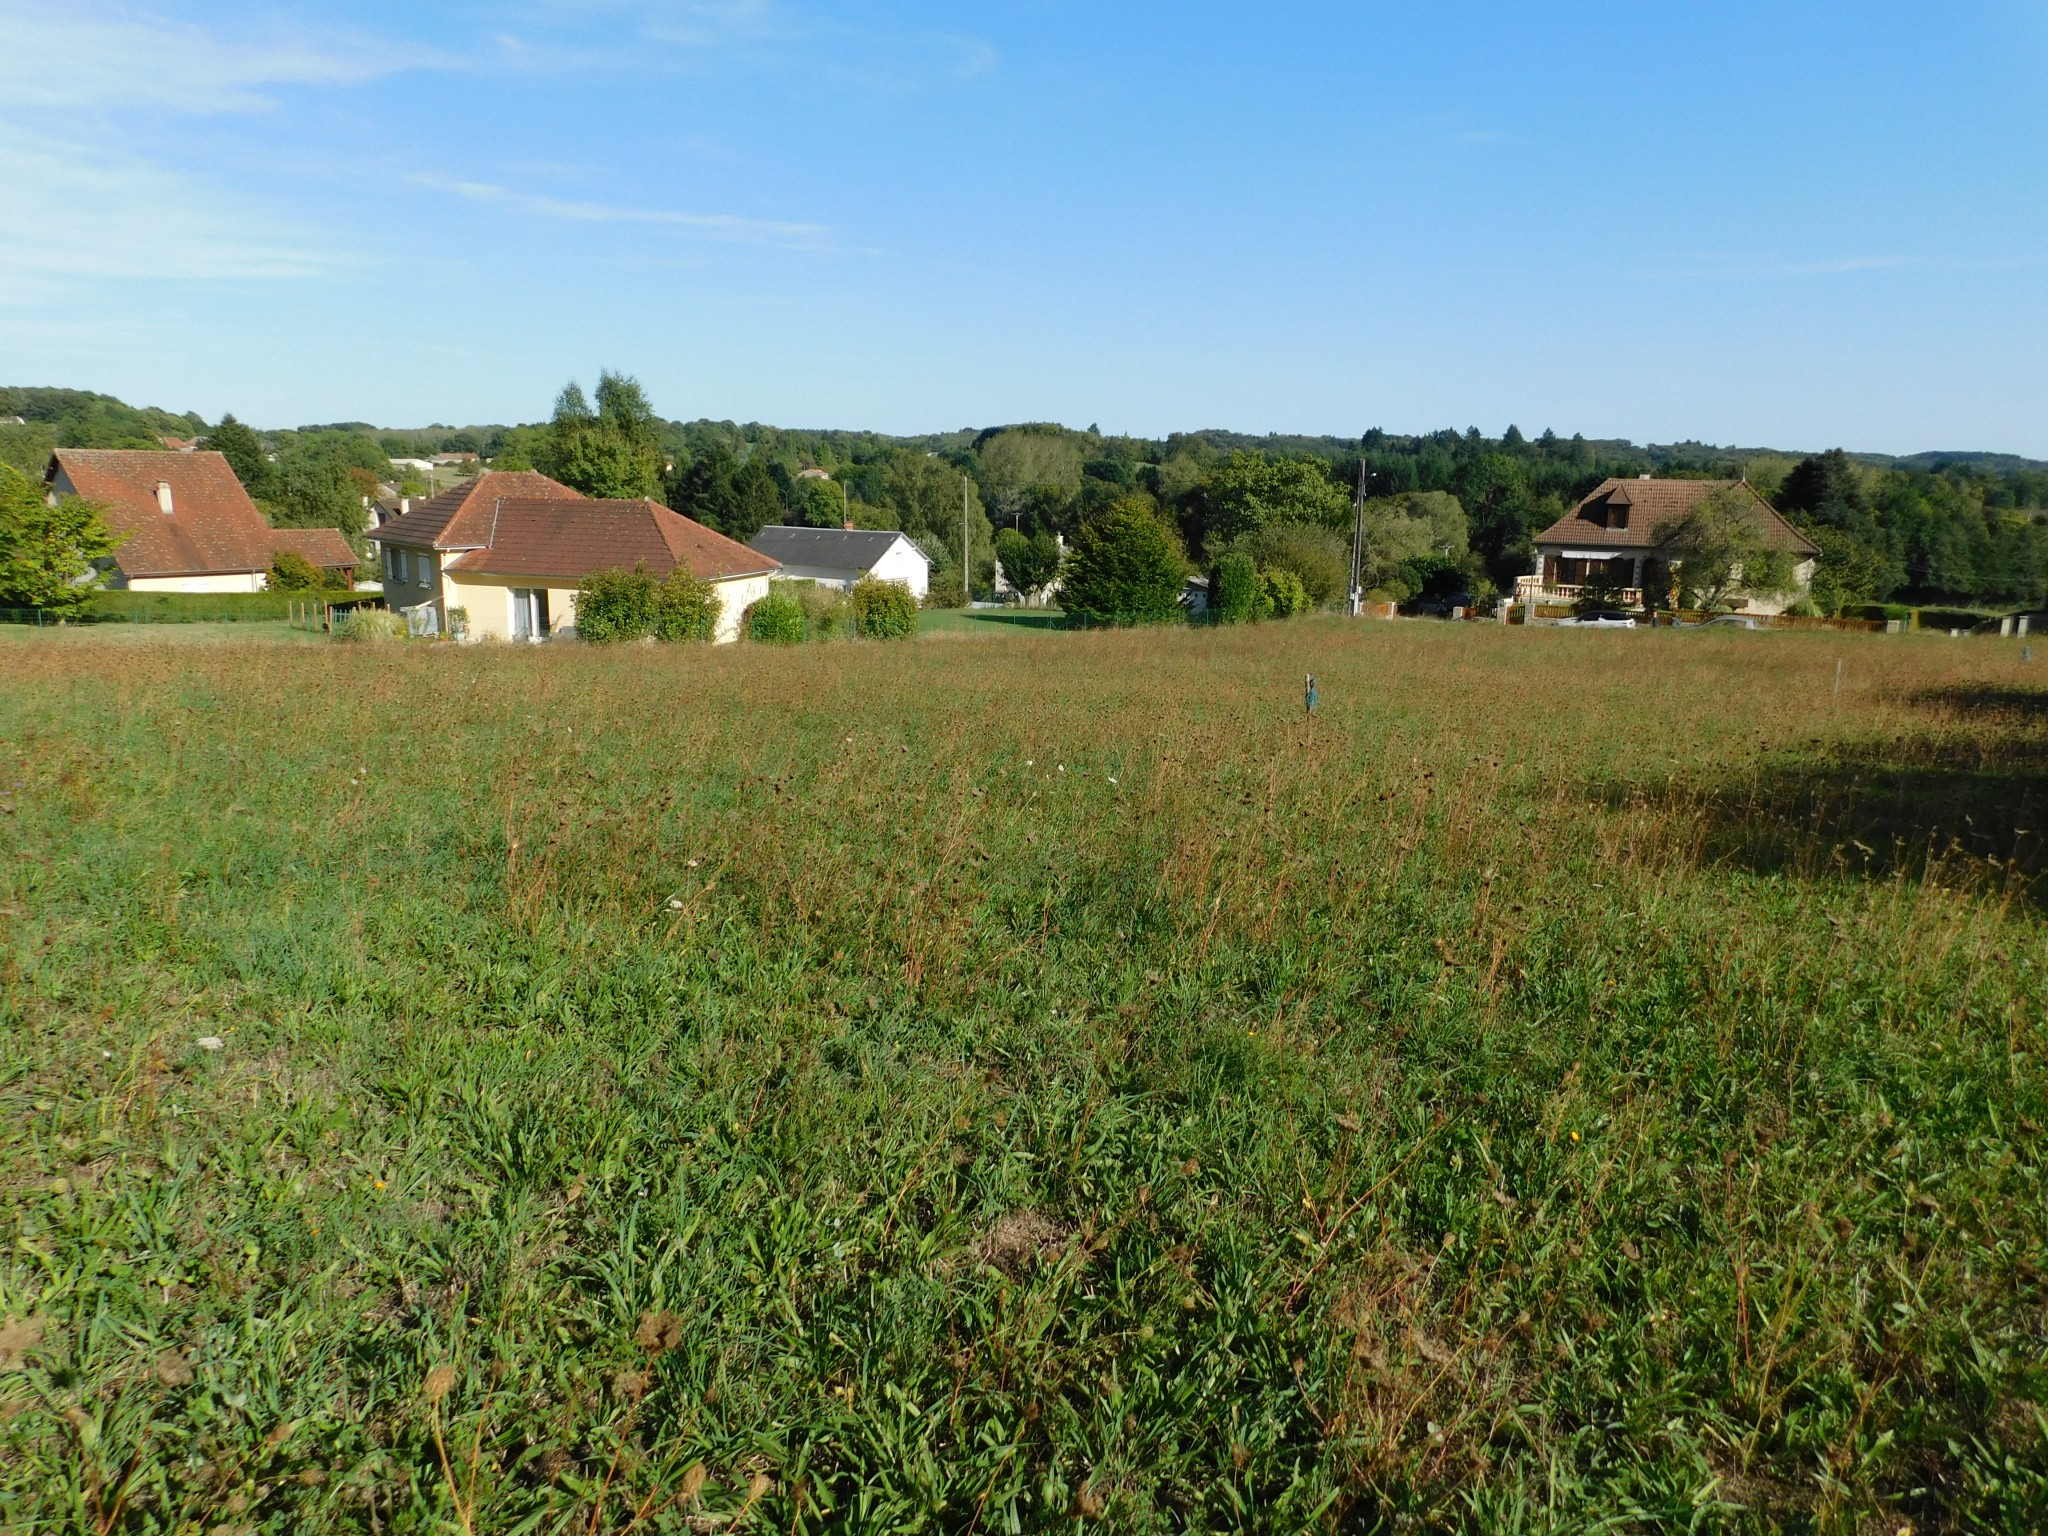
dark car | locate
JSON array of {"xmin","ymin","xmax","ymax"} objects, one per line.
[{"xmin": 1410, "ymin": 592, "xmax": 1476, "ymax": 618}]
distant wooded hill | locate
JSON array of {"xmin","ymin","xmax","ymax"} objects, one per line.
[{"xmin": 7, "ymin": 385, "xmax": 2046, "ymax": 609}]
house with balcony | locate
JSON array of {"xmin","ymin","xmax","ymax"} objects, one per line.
[{"xmin": 1521, "ymin": 477, "xmax": 1819, "ymax": 614}]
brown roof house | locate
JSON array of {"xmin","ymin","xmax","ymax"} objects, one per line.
[
  {"xmin": 1524, "ymin": 477, "xmax": 1820, "ymax": 615},
  {"xmin": 46, "ymin": 449, "xmax": 275, "ymax": 592},
  {"xmin": 269, "ymin": 527, "xmax": 359, "ymax": 586},
  {"xmin": 368, "ymin": 471, "xmax": 778, "ymax": 641}
]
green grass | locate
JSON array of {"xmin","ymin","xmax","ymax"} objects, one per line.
[
  {"xmin": 0, "ymin": 619, "xmax": 327, "ymax": 646},
  {"xmin": 916, "ymin": 606, "xmax": 1068, "ymax": 635},
  {"xmin": 1, "ymin": 621, "xmax": 2045, "ymax": 1533}
]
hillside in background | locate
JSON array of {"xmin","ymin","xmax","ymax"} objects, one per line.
[
  {"xmin": 7, "ymin": 382, "xmax": 2045, "ymax": 480},
  {"xmin": 7, "ymin": 384, "xmax": 2048, "ymax": 610}
]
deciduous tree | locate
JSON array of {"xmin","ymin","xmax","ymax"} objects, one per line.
[
  {"xmin": 1657, "ymin": 487, "xmax": 1795, "ymax": 613},
  {"xmin": 994, "ymin": 526, "xmax": 1061, "ymax": 599},
  {"xmin": 0, "ymin": 463, "xmax": 124, "ymax": 614}
]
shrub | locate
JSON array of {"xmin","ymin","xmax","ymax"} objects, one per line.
[
  {"xmin": 747, "ymin": 588, "xmax": 806, "ymax": 644},
  {"xmin": 1060, "ymin": 498, "xmax": 1187, "ymax": 627},
  {"xmin": 851, "ymin": 576, "xmax": 918, "ymax": 639},
  {"xmin": 1842, "ymin": 601, "xmax": 1914, "ymax": 623},
  {"xmin": 577, "ymin": 566, "xmax": 659, "ymax": 643},
  {"xmin": 651, "ymin": 570, "xmax": 719, "ymax": 642},
  {"xmin": 1261, "ymin": 567, "xmax": 1310, "ymax": 618},
  {"xmin": 1228, "ymin": 521, "xmax": 1346, "ymax": 608},
  {"xmin": 1211, "ymin": 553, "xmax": 1269, "ymax": 624},
  {"xmin": 333, "ymin": 608, "xmax": 408, "ymax": 642},
  {"xmin": 267, "ymin": 551, "xmax": 327, "ymax": 592},
  {"xmin": 782, "ymin": 580, "xmax": 850, "ymax": 641}
]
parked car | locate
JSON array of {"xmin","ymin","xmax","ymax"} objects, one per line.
[
  {"xmin": 1557, "ymin": 609, "xmax": 1636, "ymax": 629},
  {"xmin": 1410, "ymin": 592, "xmax": 1475, "ymax": 618},
  {"xmin": 1693, "ymin": 614, "xmax": 1760, "ymax": 629}
]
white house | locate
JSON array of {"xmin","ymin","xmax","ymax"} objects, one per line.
[{"xmin": 747, "ymin": 525, "xmax": 929, "ymax": 600}]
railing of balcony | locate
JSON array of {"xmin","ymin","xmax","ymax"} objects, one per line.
[{"xmin": 1514, "ymin": 576, "xmax": 1642, "ymax": 604}]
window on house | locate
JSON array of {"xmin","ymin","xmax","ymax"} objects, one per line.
[{"xmin": 510, "ymin": 588, "xmax": 550, "ymax": 640}]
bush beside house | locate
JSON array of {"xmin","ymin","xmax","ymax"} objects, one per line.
[
  {"xmin": 747, "ymin": 588, "xmax": 806, "ymax": 643},
  {"xmin": 577, "ymin": 565, "xmax": 719, "ymax": 643}
]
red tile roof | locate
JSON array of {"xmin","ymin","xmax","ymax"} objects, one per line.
[
  {"xmin": 369, "ymin": 471, "xmax": 582, "ymax": 550},
  {"xmin": 1534, "ymin": 478, "xmax": 1819, "ymax": 556},
  {"xmin": 48, "ymin": 449, "xmax": 272, "ymax": 579},
  {"xmin": 270, "ymin": 527, "xmax": 358, "ymax": 570},
  {"xmin": 448, "ymin": 499, "xmax": 780, "ymax": 582}
]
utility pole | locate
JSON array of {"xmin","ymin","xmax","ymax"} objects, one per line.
[{"xmin": 1347, "ymin": 457, "xmax": 1367, "ymax": 616}]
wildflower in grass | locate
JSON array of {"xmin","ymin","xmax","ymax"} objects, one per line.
[
  {"xmin": 668, "ymin": 898, "xmax": 685, "ymax": 910},
  {"xmin": 373, "ymin": 1179, "xmax": 386, "ymax": 1190},
  {"xmin": 197, "ymin": 1036, "xmax": 224, "ymax": 1051},
  {"xmin": 424, "ymin": 1365, "xmax": 456, "ymax": 1403}
]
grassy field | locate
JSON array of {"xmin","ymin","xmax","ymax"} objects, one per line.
[{"xmin": 1, "ymin": 620, "xmax": 2044, "ymax": 1534}]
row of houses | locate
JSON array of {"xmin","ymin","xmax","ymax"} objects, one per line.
[
  {"xmin": 37, "ymin": 451, "xmax": 932, "ymax": 641},
  {"xmin": 38, "ymin": 450, "xmax": 1823, "ymax": 629}
]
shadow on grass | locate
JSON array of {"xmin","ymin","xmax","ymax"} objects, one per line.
[
  {"xmin": 959, "ymin": 611, "xmax": 1068, "ymax": 630},
  {"xmin": 1610, "ymin": 685, "xmax": 2048, "ymax": 906}
]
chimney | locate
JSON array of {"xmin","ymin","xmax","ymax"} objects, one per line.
[{"xmin": 155, "ymin": 480, "xmax": 174, "ymax": 513}]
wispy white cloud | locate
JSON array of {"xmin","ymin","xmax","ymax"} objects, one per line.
[
  {"xmin": 492, "ymin": 0, "xmax": 997, "ymax": 88},
  {"xmin": 0, "ymin": 0, "xmax": 439, "ymax": 113},
  {"xmin": 409, "ymin": 172, "xmax": 835, "ymax": 248},
  {"xmin": 0, "ymin": 123, "xmax": 354, "ymax": 303}
]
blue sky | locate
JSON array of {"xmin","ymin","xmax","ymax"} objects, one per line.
[{"xmin": 4, "ymin": 0, "xmax": 2045, "ymax": 453}]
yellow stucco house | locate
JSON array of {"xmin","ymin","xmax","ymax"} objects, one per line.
[{"xmin": 369, "ymin": 471, "xmax": 777, "ymax": 641}]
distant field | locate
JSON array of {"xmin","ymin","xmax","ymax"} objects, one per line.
[
  {"xmin": 1, "ymin": 622, "xmax": 2044, "ymax": 1533},
  {"xmin": 916, "ymin": 606, "xmax": 1068, "ymax": 636}
]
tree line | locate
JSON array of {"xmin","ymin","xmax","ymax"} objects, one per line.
[{"xmin": 9, "ymin": 378, "xmax": 2048, "ymax": 614}]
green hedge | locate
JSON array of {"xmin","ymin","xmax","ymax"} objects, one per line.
[
  {"xmin": 74, "ymin": 590, "xmax": 374, "ymax": 623},
  {"xmin": 1915, "ymin": 607, "xmax": 1995, "ymax": 632}
]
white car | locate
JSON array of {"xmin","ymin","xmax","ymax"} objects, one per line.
[{"xmin": 1557, "ymin": 609, "xmax": 1637, "ymax": 629}]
